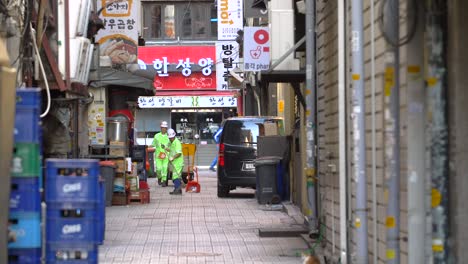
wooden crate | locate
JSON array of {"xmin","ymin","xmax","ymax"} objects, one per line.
[{"xmin": 112, "ymin": 192, "xmax": 127, "ymax": 206}]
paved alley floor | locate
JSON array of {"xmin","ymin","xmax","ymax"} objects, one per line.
[{"xmin": 99, "ymin": 170, "xmax": 309, "ymax": 263}]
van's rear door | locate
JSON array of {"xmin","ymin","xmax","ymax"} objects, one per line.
[{"xmin": 222, "ymin": 119, "xmax": 262, "ymax": 177}]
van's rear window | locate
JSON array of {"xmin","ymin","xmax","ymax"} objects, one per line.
[
  {"xmin": 223, "ymin": 119, "xmax": 283, "ymax": 145},
  {"xmin": 223, "ymin": 120, "xmax": 261, "ymax": 144}
]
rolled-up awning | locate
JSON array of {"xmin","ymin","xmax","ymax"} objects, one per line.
[{"xmin": 89, "ymin": 67, "xmax": 154, "ymax": 92}]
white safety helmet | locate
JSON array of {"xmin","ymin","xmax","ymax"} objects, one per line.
[
  {"xmin": 167, "ymin": 128, "xmax": 177, "ymax": 138},
  {"xmin": 160, "ymin": 121, "xmax": 168, "ymax": 128}
]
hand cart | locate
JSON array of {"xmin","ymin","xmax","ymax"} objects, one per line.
[{"xmin": 182, "ymin": 143, "xmax": 200, "ymax": 192}]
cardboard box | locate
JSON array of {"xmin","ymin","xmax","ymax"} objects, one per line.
[
  {"xmin": 127, "ymin": 176, "xmax": 139, "ymax": 191},
  {"xmin": 109, "ymin": 141, "xmax": 125, "ymax": 146},
  {"xmin": 264, "ymin": 122, "xmax": 278, "ymax": 136},
  {"xmin": 114, "ymin": 159, "xmax": 126, "ymax": 172},
  {"xmin": 110, "ymin": 148, "xmax": 126, "ymax": 157}
]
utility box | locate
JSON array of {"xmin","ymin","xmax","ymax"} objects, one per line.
[{"xmin": 254, "ymin": 156, "xmax": 283, "ymax": 204}]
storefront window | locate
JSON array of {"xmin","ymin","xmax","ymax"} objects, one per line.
[
  {"xmin": 171, "ymin": 111, "xmax": 222, "ymax": 144},
  {"xmin": 164, "ymin": 5, "xmax": 175, "ymax": 39},
  {"xmin": 142, "ymin": 2, "xmax": 217, "ymax": 40}
]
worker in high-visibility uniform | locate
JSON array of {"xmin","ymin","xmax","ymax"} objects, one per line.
[
  {"xmin": 167, "ymin": 128, "xmax": 184, "ymax": 195},
  {"xmin": 152, "ymin": 121, "xmax": 170, "ymax": 187}
]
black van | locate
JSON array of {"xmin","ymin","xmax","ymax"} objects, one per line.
[{"xmin": 217, "ymin": 116, "xmax": 284, "ymax": 197}]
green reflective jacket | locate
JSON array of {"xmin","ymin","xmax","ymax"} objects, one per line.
[
  {"xmin": 152, "ymin": 132, "xmax": 170, "ymax": 159},
  {"xmin": 169, "ymin": 138, "xmax": 184, "ymax": 168}
]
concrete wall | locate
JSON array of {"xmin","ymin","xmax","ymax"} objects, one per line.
[{"xmin": 315, "ymin": 0, "xmax": 409, "ymax": 262}]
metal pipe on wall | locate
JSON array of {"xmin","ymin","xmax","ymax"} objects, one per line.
[
  {"xmin": 0, "ymin": 65, "xmax": 17, "ymax": 264},
  {"xmin": 406, "ymin": 0, "xmax": 426, "ymax": 263},
  {"xmin": 305, "ymin": 0, "xmax": 318, "ymax": 234},
  {"xmin": 382, "ymin": 0, "xmax": 401, "ymax": 262},
  {"xmin": 338, "ymin": 0, "xmax": 349, "ymax": 262},
  {"xmin": 425, "ymin": 1, "xmax": 449, "ymax": 262},
  {"xmin": 350, "ymin": 0, "xmax": 368, "ymax": 262},
  {"xmin": 370, "ymin": 0, "xmax": 378, "ymax": 262}
]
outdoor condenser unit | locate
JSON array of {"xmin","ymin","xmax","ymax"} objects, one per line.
[
  {"xmin": 70, "ymin": 0, "xmax": 92, "ymax": 37},
  {"xmin": 69, "ymin": 37, "xmax": 94, "ymax": 84}
]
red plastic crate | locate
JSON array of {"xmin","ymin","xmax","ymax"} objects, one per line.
[{"xmin": 127, "ymin": 190, "xmax": 149, "ymax": 204}]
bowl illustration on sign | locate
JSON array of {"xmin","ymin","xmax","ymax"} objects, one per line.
[{"xmin": 99, "ymin": 35, "xmax": 137, "ymax": 64}]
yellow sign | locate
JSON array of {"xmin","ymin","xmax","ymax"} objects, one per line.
[
  {"xmin": 408, "ymin": 65, "xmax": 420, "ymax": 73},
  {"xmin": 384, "ymin": 67, "xmax": 395, "ymax": 97},
  {"xmin": 278, "ymin": 100, "xmax": 285, "ymax": 113},
  {"xmin": 355, "ymin": 218, "xmax": 361, "ymax": 228},
  {"xmin": 432, "ymin": 244, "xmax": 444, "ymax": 252},
  {"xmin": 427, "ymin": 77, "xmax": 438, "ymax": 87},
  {"xmin": 386, "ymin": 216, "xmax": 396, "ymax": 228},
  {"xmin": 432, "ymin": 188, "xmax": 442, "ymax": 208}
]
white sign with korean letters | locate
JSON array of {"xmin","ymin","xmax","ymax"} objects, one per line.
[
  {"xmin": 96, "ymin": 0, "xmax": 140, "ymax": 64},
  {"xmin": 243, "ymin": 27, "xmax": 270, "ymax": 71},
  {"xmin": 138, "ymin": 96, "xmax": 237, "ymax": 108},
  {"xmin": 217, "ymin": 0, "xmax": 243, "ymax": 40},
  {"xmin": 216, "ymin": 41, "xmax": 239, "ymax": 90}
]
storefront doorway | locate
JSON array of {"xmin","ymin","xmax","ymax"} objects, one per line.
[{"xmin": 171, "ymin": 109, "xmax": 223, "ymax": 144}]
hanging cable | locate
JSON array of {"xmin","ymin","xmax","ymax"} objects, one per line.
[{"xmin": 30, "ymin": 23, "xmax": 51, "ymax": 118}]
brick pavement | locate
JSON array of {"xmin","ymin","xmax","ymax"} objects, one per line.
[{"xmin": 99, "ymin": 170, "xmax": 308, "ymax": 263}]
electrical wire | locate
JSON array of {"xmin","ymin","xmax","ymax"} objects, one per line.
[
  {"xmin": 30, "ymin": 23, "xmax": 51, "ymax": 118},
  {"xmin": 379, "ymin": 0, "xmax": 419, "ymax": 47}
]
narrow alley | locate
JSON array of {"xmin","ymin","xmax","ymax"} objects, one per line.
[{"xmin": 100, "ymin": 170, "xmax": 308, "ymax": 264}]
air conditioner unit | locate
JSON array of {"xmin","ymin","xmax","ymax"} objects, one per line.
[
  {"xmin": 69, "ymin": 0, "xmax": 91, "ymax": 37},
  {"xmin": 70, "ymin": 37, "xmax": 94, "ymax": 84}
]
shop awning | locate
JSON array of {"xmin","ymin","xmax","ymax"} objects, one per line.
[
  {"xmin": 259, "ymin": 70, "xmax": 306, "ymax": 109},
  {"xmin": 260, "ymin": 70, "xmax": 305, "ymax": 83},
  {"xmin": 89, "ymin": 67, "xmax": 155, "ymax": 92}
]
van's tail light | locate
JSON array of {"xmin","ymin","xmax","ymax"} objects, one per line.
[{"xmin": 219, "ymin": 143, "xmax": 225, "ymax": 167}]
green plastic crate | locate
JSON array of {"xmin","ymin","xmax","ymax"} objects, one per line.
[{"xmin": 11, "ymin": 143, "xmax": 41, "ymax": 177}]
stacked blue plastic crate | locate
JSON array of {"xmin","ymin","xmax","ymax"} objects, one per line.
[
  {"xmin": 8, "ymin": 89, "xmax": 43, "ymax": 264},
  {"xmin": 45, "ymin": 159, "xmax": 104, "ymax": 263}
]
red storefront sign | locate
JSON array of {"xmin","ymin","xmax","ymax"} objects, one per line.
[{"xmin": 138, "ymin": 46, "xmax": 217, "ymax": 90}]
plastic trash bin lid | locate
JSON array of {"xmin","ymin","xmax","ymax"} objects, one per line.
[
  {"xmin": 99, "ymin": 160, "xmax": 116, "ymax": 168},
  {"xmin": 254, "ymin": 156, "xmax": 282, "ymax": 166}
]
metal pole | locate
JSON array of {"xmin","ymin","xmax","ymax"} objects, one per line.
[
  {"xmin": 426, "ymin": 1, "xmax": 449, "ymax": 262},
  {"xmin": 305, "ymin": 0, "xmax": 318, "ymax": 234},
  {"xmin": 338, "ymin": 0, "xmax": 349, "ymax": 262},
  {"xmin": 351, "ymin": 0, "xmax": 368, "ymax": 262},
  {"xmin": 370, "ymin": 0, "xmax": 377, "ymax": 261},
  {"xmin": 406, "ymin": 0, "xmax": 426, "ymax": 263},
  {"xmin": 0, "ymin": 65, "xmax": 16, "ymax": 264},
  {"xmin": 268, "ymin": 36, "xmax": 306, "ymax": 72},
  {"xmin": 383, "ymin": 0, "xmax": 400, "ymax": 263}
]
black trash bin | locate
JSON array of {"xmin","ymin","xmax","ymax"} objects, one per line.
[
  {"xmin": 254, "ymin": 156, "xmax": 282, "ymax": 204},
  {"xmin": 99, "ymin": 161, "xmax": 116, "ymax": 206}
]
